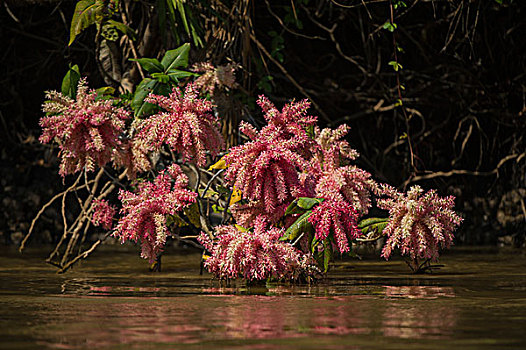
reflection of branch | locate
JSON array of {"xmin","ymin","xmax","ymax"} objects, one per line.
[
  {"xmin": 58, "ymin": 231, "xmax": 113, "ymax": 274},
  {"xmin": 403, "ymin": 152, "xmax": 526, "ymax": 187}
]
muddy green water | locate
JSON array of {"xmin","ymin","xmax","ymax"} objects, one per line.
[{"xmin": 1, "ymin": 247, "xmax": 526, "ymax": 349}]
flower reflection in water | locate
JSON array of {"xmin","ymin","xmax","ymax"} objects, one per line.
[
  {"xmin": 35, "ymin": 283, "xmax": 459, "ymax": 348},
  {"xmin": 384, "ymin": 285, "xmax": 455, "ymax": 299},
  {"xmin": 88, "ymin": 285, "xmax": 161, "ymax": 296},
  {"xmin": 382, "ymin": 285, "xmax": 457, "ymax": 339}
]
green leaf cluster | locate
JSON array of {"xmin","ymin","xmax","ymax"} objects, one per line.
[
  {"xmin": 382, "ymin": 21, "xmax": 397, "ymax": 33},
  {"xmin": 279, "ymin": 197, "xmax": 333, "ymax": 272},
  {"xmin": 357, "ymin": 217, "xmax": 389, "ymax": 236},
  {"xmin": 160, "ymin": 0, "xmax": 203, "ymax": 47},
  {"xmin": 130, "ymin": 43, "xmax": 196, "ymax": 117},
  {"xmin": 69, "ymin": 0, "xmax": 133, "ymax": 46},
  {"xmin": 388, "ymin": 61, "xmax": 403, "ymax": 72}
]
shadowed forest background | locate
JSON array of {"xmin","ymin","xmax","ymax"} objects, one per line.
[{"xmin": 0, "ymin": 0, "xmax": 524, "ymax": 249}]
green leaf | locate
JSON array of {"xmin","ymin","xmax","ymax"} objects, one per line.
[
  {"xmin": 189, "ymin": 19, "xmax": 203, "ymax": 47},
  {"xmin": 106, "ymin": 19, "xmax": 137, "ymax": 41},
  {"xmin": 280, "ymin": 210, "xmax": 313, "ymax": 241},
  {"xmin": 69, "ymin": 0, "xmax": 100, "ymax": 46},
  {"xmin": 130, "ymin": 58, "xmax": 164, "ymax": 74},
  {"xmin": 393, "ymin": 0, "xmax": 407, "ymax": 9},
  {"xmin": 151, "ymin": 72, "xmax": 170, "ymax": 84},
  {"xmin": 175, "ymin": 0, "xmax": 190, "ymax": 36},
  {"xmin": 357, "ymin": 217, "xmax": 388, "ymax": 229},
  {"xmin": 388, "ymin": 61, "xmax": 403, "ymax": 71},
  {"xmin": 131, "ymin": 78, "xmax": 159, "ymax": 117},
  {"xmin": 156, "ymin": 80, "xmax": 172, "ymax": 96},
  {"xmin": 61, "ymin": 64, "xmax": 81, "ymax": 99},
  {"xmin": 198, "ymin": 188, "xmax": 219, "ymax": 199},
  {"xmin": 234, "ymin": 224, "xmax": 249, "ymax": 232},
  {"xmin": 95, "ymin": 86, "xmax": 115, "ymax": 95},
  {"xmin": 257, "ymin": 75, "xmax": 274, "ymax": 94},
  {"xmin": 183, "ymin": 202, "xmax": 201, "ymax": 229},
  {"xmin": 382, "ymin": 21, "xmax": 397, "ymax": 33},
  {"xmin": 166, "ymin": 69, "xmax": 196, "ymax": 82},
  {"xmin": 306, "ymin": 125, "xmax": 315, "ymax": 139},
  {"xmin": 372, "ymin": 222, "xmax": 388, "ymax": 233},
  {"xmin": 157, "ymin": 0, "xmax": 167, "ymax": 42},
  {"xmin": 358, "ymin": 217, "xmax": 389, "ymax": 235},
  {"xmin": 161, "ymin": 43, "xmax": 190, "ymax": 71},
  {"xmin": 166, "ymin": 213, "xmax": 188, "ymax": 227},
  {"xmin": 323, "ymin": 239, "xmax": 331, "ymax": 272},
  {"xmin": 95, "ymin": 86, "xmax": 115, "ymax": 97},
  {"xmin": 297, "ymin": 197, "xmax": 324, "ymax": 210},
  {"xmin": 284, "ymin": 200, "xmax": 303, "ymax": 216},
  {"xmin": 311, "ymin": 236, "xmax": 320, "ymax": 254},
  {"xmin": 101, "ymin": 23, "xmax": 119, "ymax": 41},
  {"xmin": 212, "ymin": 204, "xmax": 230, "ymax": 213}
]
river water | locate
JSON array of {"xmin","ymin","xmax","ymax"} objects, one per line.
[{"xmin": 1, "ymin": 246, "xmax": 525, "ymax": 349}]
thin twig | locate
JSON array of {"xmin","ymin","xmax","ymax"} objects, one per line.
[
  {"xmin": 120, "ymin": 4, "xmax": 145, "ymax": 80},
  {"xmin": 249, "ymin": 31, "xmax": 330, "ymax": 122},
  {"xmin": 189, "ymin": 163, "xmax": 214, "ymax": 239},
  {"xmin": 403, "ymin": 152, "xmax": 526, "ymax": 187},
  {"xmin": 57, "ymin": 231, "xmax": 113, "ymax": 274},
  {"xmin": 265, "ymin": 0, "xmax": 325, "ymax": 40},
  {"xmin": 201, "ymin": 168, "xmax": 225, "ymax": 199},
  {"xmin": 292, "ymin": 231, "xmax": 305, "ymax": 246},
  {"xmin": 20, "ymin": 173, "xmax": 84, "ymax": 252}
]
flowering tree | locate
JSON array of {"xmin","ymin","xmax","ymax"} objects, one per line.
[{"xmin": 24, "ymin": 43, "xmax": 462, "ymax": 278}]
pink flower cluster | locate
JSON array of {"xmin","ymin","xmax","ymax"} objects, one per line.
[
  {"xmin": 308, "ymin": 125, "xmax": 378, "ymax": 214},
  {"xmin": 91, "ymin": 199, "xmax": 116, "ymax": 230},
  {"xmin": 378, "ymin": 185, "xmax": 463, "ymax": 262},
  {"xmin": 225, "ymin": 97, "xmax": 316, "ymax": 224},
  {"xmin": 191, "ymin": 62, "xmax": 238, "ymax": 95},
  {"xmin": 112, "ymin": 136, "xmax": 152, "ymax": 180},
  {"xmin": 301, "ymin": 125, "xmax": 377, "ymax": 253},
  {"xmin": 135, "ymin": 84, "xmax": 224, "ymax": 166},
  {"xmin": 39, "ymin": 78, "xmax": 130, "ymax": 176},
  {"xmin": 222, "ymin": 96, "xmax": 381, "ymax": 255},
  {"xmin": 114, "ymin": 164, "xmax": 197, "ymax": 262},
  {"xmin": 308, "ymin": 200, "xmax": 361, "ymax": 253},
  {"xmin": 198, "ymin": 217, "xmax": 310, "ymax": 281}
]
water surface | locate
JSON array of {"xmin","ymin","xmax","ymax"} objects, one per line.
[{"xmin": 1, "ymin": 247, "xmax": 525, "ymax": 349}]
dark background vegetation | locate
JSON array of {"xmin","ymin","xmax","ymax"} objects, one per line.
[{"xmin": 1, "ymin": 0, "xmax": 524, "ymax": 247}]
